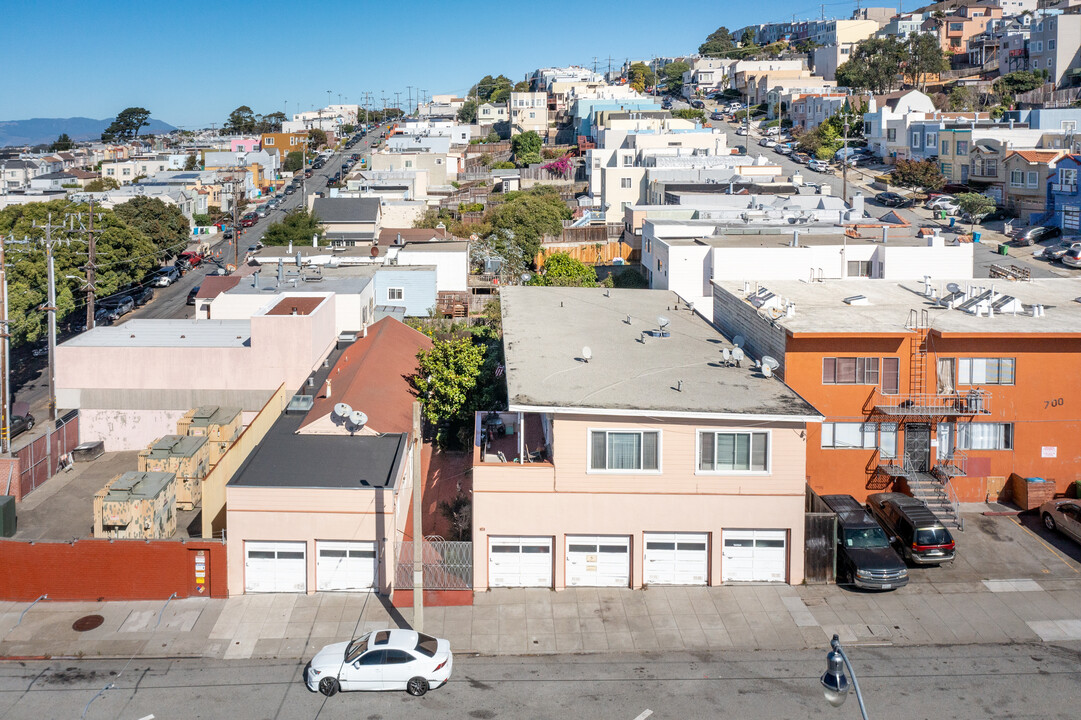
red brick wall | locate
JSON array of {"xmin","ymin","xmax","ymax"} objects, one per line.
[{"xmin": 0, "ymin": 539, "xmax": 227, "ymax": 601}]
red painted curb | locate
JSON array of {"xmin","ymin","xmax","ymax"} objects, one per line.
[{"xmin": 0, "ymin": 656, "xmax": 51, "ymax": 661}]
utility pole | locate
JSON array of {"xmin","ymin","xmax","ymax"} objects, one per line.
[
  {"xmin": 34, "ymin": 213, "xmax": 65, "ymax": 425},
  {"xmin": 412, "ymin": 401, "xmax": 423, "ymax": 632},
  {"xmin": 394, "ymin": 92, "xmax": 402, "ymax": 120},
  {"xmin": 0, "ymin": 234, "xmax": 9, "ymax": 454},
  {"xmin": 407, "ymin": 86, "xmax": 414, "ymax": 116},
  {"xmin": 66, "ymin": 198, "xmax": 100, "ymax": 331}
]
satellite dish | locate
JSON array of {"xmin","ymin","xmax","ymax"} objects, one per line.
[
  {"xmin": 582, "ymin": 346, "xmax": 592, "ymax": 362},
  {"xmin": 732, "ymin": 335, "xmax": 745, "ymax": 348},
  {"xmin": 721, "ymin": 348, "xmax": 731, "ymax": 363},
  {"xmin": 334, "ymin": 403, "xmax": 353, "ymax": 418},
  {"xmin": 762, "ymin": 355, "xmax": 780, "ymax": 370},
  {"xmin": 657, "ymin": 315, "xmax": 670, "ymax": 329},
  {"xmin": 762, "ymin": 364, "xmax": 773, "ymax": 378},
  {"xmin": 947, "ymin": 282, "xmax": 961, "ymax": 293},
  {"xmin": 349, "ymin": 410, "xmax": 368, "ymax": 429},
  {"xmin": 732, "ymin": 347, "xmax": 745, "ymax": 364}
]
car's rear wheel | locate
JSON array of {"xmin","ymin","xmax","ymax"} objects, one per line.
[
  {"xmin": 406, "ymin": 676, "xmax": 429, "ymax": 697},
  {"xmin": 1043, "ymin": 513, "xmax": 1057, "ymax": 532},
  {"xmin": 319, "ymin": 677, "xmax": 339, "ymax": 697}
]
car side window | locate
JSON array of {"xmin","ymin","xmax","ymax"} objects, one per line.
[
  {"xmin": 1063, "ymin": 505, "xmax": 1081, "ymax": 522},
  {"xmin": 384, "ymin": 649, "xmax": 414, "ymax": 665},
  {"xmin": 357, "ymin": 650, "xmax": 385, "ymax": 666}
]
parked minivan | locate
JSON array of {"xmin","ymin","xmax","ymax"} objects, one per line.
[
  {"xmin": 865, "ymin": 493, "xmax": 956, "ymax": 565},
  {"xmin": 821, "ymin": 494, "xmax": 909, "ymax": 590}
]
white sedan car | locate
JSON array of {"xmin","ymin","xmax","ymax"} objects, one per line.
[{"xmin": 306, "ymin": 629, "xmax": 453, "ymax": 697}]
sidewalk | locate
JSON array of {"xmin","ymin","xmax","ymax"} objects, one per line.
[{"xmin": 4, "ymin": 575, "xmax": 1081, "ymax": 662}]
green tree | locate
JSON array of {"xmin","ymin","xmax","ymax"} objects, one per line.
[
  {"xmin": 628, "ymin": 62, "xmax": 657, "ymax": 93},
  {"xmin": 261, "ymin": 208, "xmax": 324, "ymax": 246},
  {"xmin": 993, "ymin": 70, "xmax": 1047, "ymax": 103},
  {"xmin": 84, "ymin": 177, "xmax": 120, "ymax": 192},
  {"xmin": 486, "ymin": 186, "xmax": 571, "ymax": 263},
  {"xmin": 511, "ymin": 130, "xmax": 542, "ymax": 159},
  {"xmin": 906, "ymin": 32, "xmax": 949, "ymax": 92},
  {"xmin": 283, "ymin": 151, "xmax": 304, "ymax": 173},
  {"xmin": 308, "ymin": 128, "xmax": 328, "ymax": 148},
  {"xmin": 835, "ymin": 37, "xmax": 906, "ymax": 94},
  {"xmin": 341, "ymin": 123, "xmax": 355, "ymax": 134},
  {"xmin": 513, "ymin": 80, "xmax": 531, "ymax": 92},
  {"xmin": 740, "ymin": 28, "xmax": 756, "ymax": 46},
  {"xmin": 700, "ymin": 26, "xmax": 735, "ymax": 56},
  {"xmin": 956, "ymin": 192, "xmax": 996, "ymax": 229},
  {"xmin": 0, "ymin": 199, "xmax": 158, "ymax": 344},
  {"xmin": 529, "ymin": 252, "xmax": 598, "ymax": 286},
  {"xmin": 224, "ymin": 105, "xmax": 257, "ymax": 135},
  {"xmin": 413, "ymin": 336, "xmax": 486, "ymax": 437},
  {"xmin": 662, "ymin": 61, "xmax": 690, "ymax": 95},
  {"xmin": 183, "ymin": 153, "xmax": 199, "ymax": 171},
  {"xmin": 112, "ymin": 196, "xmax": 191, "ymax": 257},
  {"xmin": 258, "ymin": 111, "xmax": 287, "ymax": 132},
  {"xmin": 891, "ymin": 158, "xmax": 946, "ymax": 191},
  {"xmin": 947, "ymin": 85, "xmax": 978, "ymax": 112},
  {"xmin": 473, "ymin": 74, "xmax": 513, "ymax": 103},
  {"xmin": 457, "ymin": 99, "xmax": 478, "ymax": 123},
  {"xmin": 50, "ymin": 133, "xmax": 73, "ymax": 152},
  {"xmin": 101, "ymin": 107, "xmax": 151, "ymax": 142},
  {"xmin": 672, "ymin": 108, "xmax": 705, "ymax": 121}
]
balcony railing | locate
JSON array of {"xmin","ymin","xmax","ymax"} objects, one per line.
[
  {"xmin": 872, "ymin": 390, "xmax": 991, "ymax": 417},
  {"xmin": 1053, "ymin": 183, "xmax": 1077, "ymax": 193}
]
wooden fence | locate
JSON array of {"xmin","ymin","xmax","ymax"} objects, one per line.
[
  {"xmin": 536, "ymin": 240, "xmax": 635, "ymax": 266},
  {"xmin": 1017, "ymin": 83, "xmax": 1081, "ymax": 108},
  {"xmin": 804, "ymin": 487, "xmax": 837, "ymax": 585}
]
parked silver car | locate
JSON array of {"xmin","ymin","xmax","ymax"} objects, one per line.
[{"xmin": 1040, "ymin": 498, "xmax": 1081, "ymax": 545}]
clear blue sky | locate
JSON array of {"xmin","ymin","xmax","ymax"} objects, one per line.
[{"xmin": 1, "ymin": 0, "xmax": 867, "ymax": 129}]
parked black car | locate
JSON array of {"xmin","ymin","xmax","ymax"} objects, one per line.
[
  {"xmin": 875, "ymin": 191, "xmax": 912, "ymax": 208},
  {"xmin": 821, "ymin": 494, "xmax": 909, "ymax": 590},
  {"xmin": 129, "ymin": 285, "xmax": 154, "ymax": 306},
  {"xmin": 187, "ymin": 286, "xmax": 201, "ymax": 306},
  {"xmin": 1015, "ymin": 225, "xmax": 1062, "ymax": 246},
  {"xmin": 865, "ymin": 493, "xmax": 956, "ymax": 565},
  {"xmin": 9, "ymin": 402, "xmax": 34, "ymax": 439}
]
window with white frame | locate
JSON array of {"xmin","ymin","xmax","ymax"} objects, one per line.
[
  {"xmin": 589, "ymin": 430, "xmax": 659, "ymax": 471},
  {"xmin": 821, "ymin": 422, "xmax": 876, "ymax": 449},
  {"xmin": 698, "ymin": 431, "xmax": 769, "ymax": 472},
  {"xmin": 1049, "ymin": 40, "xmax": 1056, "ymax": 50},
  {"xmin": 879, "ymin": 423, "xmax": 898, "ymax": 459},
  {"xmin": 942, "ymin": 139, "xmax": 949, "ymax": 155},
  {"xmin": 912, "ymin": 132, "xmax": 922, "ymax": 148},
  {"xmin": 957, "ymin": 423, "xmax": 1013, "ymax": 450},
  {"xmin": 847, "ymin": 260, "xmax": 871, "ymax": 277},
  {"xmin": 957, "ymin": 357, "xmax": 1015, "ymax": 385},
  {"xmin": 926, "ymin": 132, "xmax": 937, "ymax": 149},
  {"xmin": 387, "ymin": 287, "xmax": 403, "ymax": 301},
  {"xmin": 887, "ymin": 128, "xmax": 896, "ymax": 141},
  {"xmin": 1061, "ymin": 168, "xmax": 1078, "ymax": 186},
  {"xmin": 265, "ymin": 137, "xmax": 275, "ymax": 145},
  {"xmin": 1010, "ymin": 170, "xmax": 1025, "ymax": 187},
  {"xmin": 956, "ymin": 140, "xmax": 969, "ymax": 154},
  {"xmin": 620, "ymin": 177, "xmax": 632, "ymax": 189}
]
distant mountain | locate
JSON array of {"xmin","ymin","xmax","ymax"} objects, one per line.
[{"xmin": 0, "ymin": 116, "xmax": 178, "ymax": 148}]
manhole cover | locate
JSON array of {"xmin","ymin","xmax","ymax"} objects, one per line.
[{"xmin": 72, "ymin": 615, "xmax": 104, "ymax": 632}]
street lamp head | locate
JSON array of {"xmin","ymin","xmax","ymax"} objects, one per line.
[{"xmin": 821, "ymin": 647, "xmax": 849, "ymax": 708}]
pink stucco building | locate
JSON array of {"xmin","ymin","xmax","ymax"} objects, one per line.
[
  {"xmin": 472, "ymin": 287, "xmax": 822, "ymax": 591},
  {"xmin": 230, "ymin": 137, "xmax": 261, "ymax": 153},
  {"xmin": 56, "ymin": 293, "xmax": 338, "ymax": 451}
]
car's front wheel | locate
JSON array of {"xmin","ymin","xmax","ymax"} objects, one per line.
[
  {"xmin": 1043, "ymin": 513, "xmax": 1057, "ymax": 532},
  {"xmin": 406, "ymin": 676, "xmax": 429, "ymax": 697},
  {"xmin": 319, "ymin": 677, "xmax": 339, "ymax": 697}
]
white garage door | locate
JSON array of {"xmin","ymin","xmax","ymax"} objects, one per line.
[
  {"xmin": 245, "ymin": 541, "xmax": 306, "ymax": 593},
  {"xmin": 644, "ymin": 532, "xmax": 708, "ymax": 585},
  {"xmin": 566, "ymin": 535, "xmax": 630, "ymax": 587},
  {"xmin": 317, "ymin": 541, "xmax": 377, "ymax": 592},
  {"xmin": 488, "ymin": 536, "xmax": 552, "ymax": 588},
  {"xmin": 722, "ymin": 530, "xmax": 787, "ymax": 583}
]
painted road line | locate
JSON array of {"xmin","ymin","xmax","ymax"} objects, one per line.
[
  {"xmin": 632, "ymin": 711, "xmax": 653, "ymax": 720},
  {"xmin": 1011, "ymin": 517, "xmax": 1080, "ymax": 573}
]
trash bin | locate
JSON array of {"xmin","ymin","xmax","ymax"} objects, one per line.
[
  {"xmin": 939, "ymin": 210, "xmax": 947, "ymax": 220},
  {"xmin": 1074, "ymin": 480, "xmax": 1081, "ymax": 499},
  {"xmin": 972, "ymin": 231, "xmax": 982, "ymax": 243},
  {"xmin": 949, "ymin": 217, "xmax": 956, "ymax": 228},
  {"xmin": 998, "ymin": 244, "xmax": 1009, "ymax": 256}
]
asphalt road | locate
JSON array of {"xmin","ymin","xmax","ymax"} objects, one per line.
[
  {"xmin": 10, "ymin": 124, "xmax": 388, "ymax": 440},
  {"xmin": 0, "ymin": 642, "xmax": 1078, "ymax": 719}
]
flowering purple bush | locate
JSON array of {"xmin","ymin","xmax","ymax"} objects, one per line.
[{"xmin": 541, "ymin": 156, "xmax": 572, "ymax": 178}]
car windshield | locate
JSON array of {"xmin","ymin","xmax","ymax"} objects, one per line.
[
  {"xmin": 844, "ymin": 527, "xmax": 890, "ymax": 549},
  {"xmin": 345, "ymin": 633, "xmax": 371, "ymax": 663},
  {"xmin": 916, "ymin": 528, "xmax": 951, "ymax": 545}
]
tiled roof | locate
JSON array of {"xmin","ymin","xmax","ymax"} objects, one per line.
[
  {"xmin": 298, "ymin": 317, "xmax": 432, "ymax": 435},
  {"xmin": 1009, "ymin": 150, "xmax": 1066, "ymax": 164}
]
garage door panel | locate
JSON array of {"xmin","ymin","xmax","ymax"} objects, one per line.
[
  {"xmin": 317, "ymin": 541, "xmax": 376, "ymax": 592},
  {"xmin": 644, "ymin": 533, "xmax": 708, "ymax": 585},
  {"xmin": 245, "ymin": 541, "xmax": 306, "ymax": 594},
  {"xmin": 566, "ymin": 535, "xmax": 630, "ymax": 587},
  {"xmin": 489, "ymin": 536, "xmax": 552, "ymax": 588},
  {"xmin": 722, "ymin": 530, "xmax": 786, "ymax": 583}
]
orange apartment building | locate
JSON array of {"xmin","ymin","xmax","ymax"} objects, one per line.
[
  {"xmin": 259, "ymin": 132, "xmax": 309, "ymax": 160},
  {"xmin": 713, "ymin": 277, "xmax": 1081, "ymax": 511}
]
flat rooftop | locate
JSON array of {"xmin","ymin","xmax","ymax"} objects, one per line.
[
  {"xmin": 62, "ymin": 319, "xmax": 251, "ymax": 348},
  {"xmin": 671, "ymin": 230, "xmax": 938, "ymax": 249},
  {"xmin": 226, "ymin": 267, "xmax": 374, "ymax": 295},
  {"xmin": 500, "ymin": 287, "xmax": 820, "ymax": 420},
  {"xmin": 713, "ymin": 278, "xmax": 1081, "ymax": 336}
]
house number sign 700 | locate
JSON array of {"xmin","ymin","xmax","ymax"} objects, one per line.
[{"xmin": 1045, "ymin": 398, "xmax": 1065, "ymax": 409}]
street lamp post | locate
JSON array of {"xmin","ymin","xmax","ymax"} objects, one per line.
[{"xmin": 821, "ymin": 634, "xmax": 869, "ymax": 720}]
